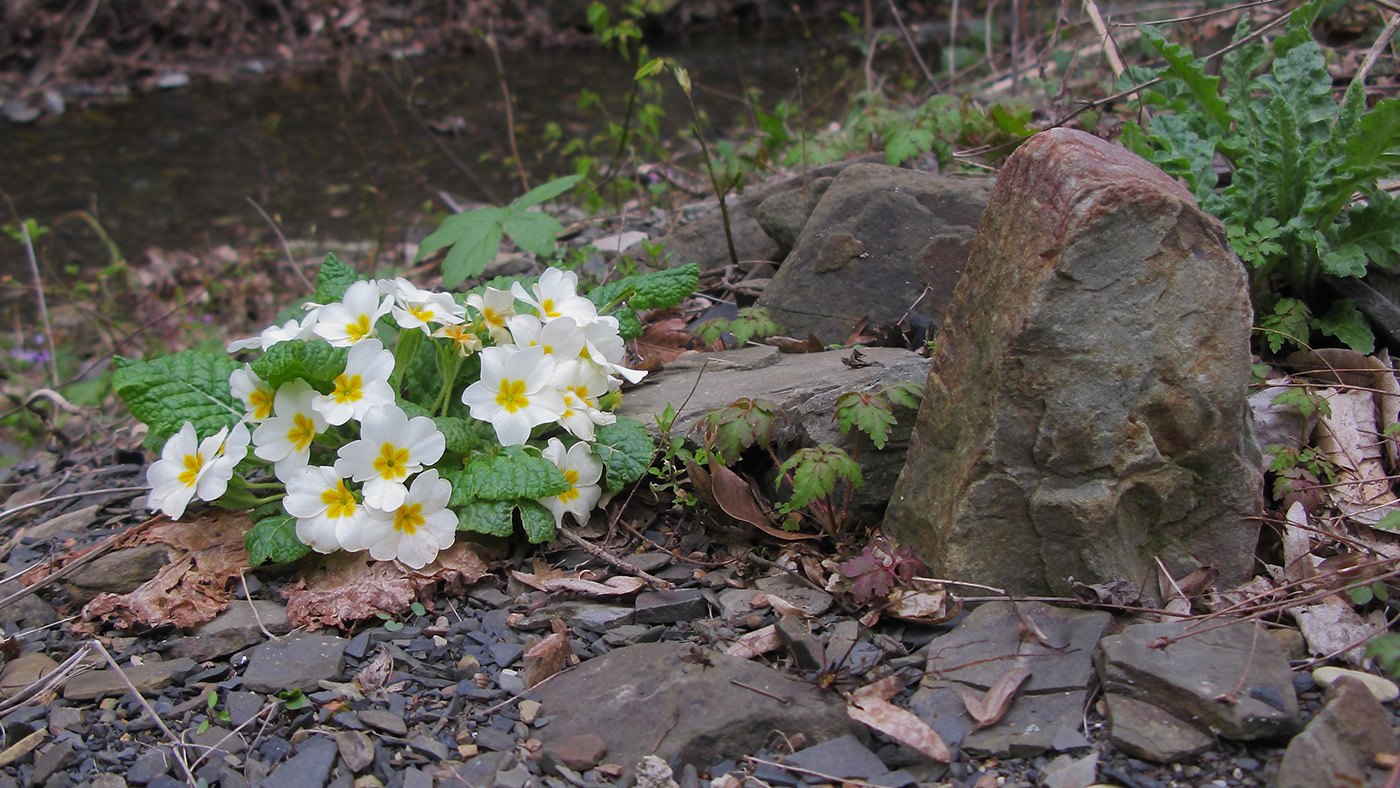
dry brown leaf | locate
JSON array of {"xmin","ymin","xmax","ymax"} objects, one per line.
[
  {"xmin": 284, "ymin": 542, "xmax": 489, "ymax": 629},
  {"xmin": 1289, "ymin": 594, "xmax": 1382, "ymax": 666},
  {"xmin": 848, "ymin": 678, "xmax": 951, "ymax": 762},
  {"xmin": 724, "ymin": 624, "xmax": 780, "ymax": 660},
  {"xmin": 1312, "ymin": 388, "xmax": 1398, "ymax": 522},
  {"xmin": 81, "ymin": 509, "xmax": 252, "ymax": 630},
  {"xmin": 886, "ymin": 583, "xmax": 961, "ymax": 626},
  {"xmin": 523, "ymin": 632, "xmax": 572, "ymax": 688},
  {"xmin": 708, "ymin": 459, "xmax": 822, "ymax": 542},
  {"xmin": 767, "ymin": 333, "xmax": 824, "ymax": 353},
  {"xmin": 509, "ymin": 569, "xmax": 645, "ymax": 597},
  {"xmin": 1287, "ymin": 348, "xmax": 1400, "ymax": 469},
  {"xmin": 636, "ymin": 316, "xmax": 700, "ymax": 367},
  {"xmin": 959, "ymin": 667, "xmax": 1032, "ymax": 732}
]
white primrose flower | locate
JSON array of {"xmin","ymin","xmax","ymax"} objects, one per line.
[
  {"xmin": 506, "ymin": 314, "xmax": 586, "ymax": 359},
  {"xmin": 460, "ymin": 345, "xmax": 566, "ymax": 446},
  {"xmin": 380, "ymin": 277, "xmax": 466, "ymax": 333},
  {"xmin": 314, "ymin": 280, "xmax": 392, "ymax": 347},
  {"xmin": 511, "ymin": 268, "xmax": 598, "ymax": 324},
  {"xmin": 465, "ymin": 287, "xmax": 516, "ymax": 345},
  {"xmin": 252, "ymin": 379, "xmax": 328, "ymax": 480},
  {"xmin": 226, "ymin": 305, "xmax": 323, "ymax": 353},
  {"xmin": 147, "ymin": 422, "xmax": 251, "ymax": 519},
  {"xmin": 334, "ymin": 404, "xmax": 446, "ymax": 510},
  {"xmin": 434, "ymin": 323, "xmax": 484, "ymax": 356},
  {"xmin": 359, "ymin": 469, "xmax": 456, "ymax": 569},
  {"xmin": 312, "ymin": 337, "xmax": 395, "ymax": 426},
  {"xmin": 539, "ymin": 437, "xmax": 603, "ymax": 528},
  {"xmin": 552, "ymin": 358, "xmax": 616, "ymax": 441},
  {"xmin": 581, "ymin": 315, "xmax": 647, "ymax": 384},
  {"xmin": 283, "ymin": 465, "xmax": 369, "ymax": 553},
  {"xmin": 229, "ymin": 365, "xmax": 274, "ymax": 422}
]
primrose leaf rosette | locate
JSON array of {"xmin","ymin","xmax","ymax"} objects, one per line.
[{"xmin": 120, "ymin": 254, "xmax": 677, "ymax": 570}]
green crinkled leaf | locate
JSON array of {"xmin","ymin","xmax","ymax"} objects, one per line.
[
  {"xmin": 245, "ymin": 506, "xmax": 311, "ymax": 567},
  {"xmin": 612, "ymin": 308, "xmax": 644, "ymax": 341},
  {"xmin": 1147, "ymin": 113, "xmax": 1220, "ymax": 203},
  {"xmin": 312, "ymin": 252, "xmax": 359, "ymax": 305},
  {"xmin": 1319, "ymin": 242, "xmax": 1367, "ymax": 279},
  {"xmin": 1140, "ymin": 25, "xmax": 1231, "ymax": 135},
  {"xmin": 249, "ymin": 339, "xmax": 348, "ymax": 392},
  {"xmin": 455, "ymin": 498, "xmax": 516, "ymax": 537},
  {"xmin": 503, "ymin": 210, "xmax": 565, "ymax": 258},
  {"xmin": 1332, "ymin": 193, "xmax": 1400, "ymax": 271},
  {"xmin": 588, "ymin": 264, "xmax": 700, "ymax": 312},
  {"xmin": 433, "ymin": 416, "xmax": 494, "ymax": 454},
  {"xmin": 592, "ymin": 416, "xmax": 655, "ymax": 490},
  {"xmin": 518, "ymin": 499, "xmax": 557, "ymax": 543},
  {"xmin": 1344, "ymin": 98, "xmax": 1400, "ymax": 173},
  {"xmin": 1260, "ymin": 39, "xmax": 1335, "ymax": 147},
  {"xmin": 454, "ymin": 446, "xmax": 571, "ymax": 501},
  {"xmin": 114, "ymin": 350, "xmax": 242, "ymax": 446},
  {"xmin": 1313, "ymin": 298, "xmax": 1375, "ymax": 354},
  {"xmin": 1258, "ymin": 96, "xmax": 1308, "ymax": 225}
]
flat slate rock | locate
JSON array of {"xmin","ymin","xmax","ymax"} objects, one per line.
[
  {"xmin": 62, "ymin": 657, "xmax": 198, "ymax": 701},
  {"xmin": 1095, "ymin": 618, "xmax": 1301, "ymax": 742},
  {"xmin": 536, "ymin": 641, "xmax": 857, "ymax": 772},
  {"xmin": 242, "ymin": 633, "xmax": 348, "ymax": 694}
]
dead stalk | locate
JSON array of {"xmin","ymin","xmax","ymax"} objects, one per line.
[
  {"xmin": 1352, "ymin": 8, "xmax": 1400, "ymax": 94},
  {"xmin": 1082, "ymin": 0, "xmax": 1127, "ymax": 81},
  {"xmin": 91, "ymin": 638, "xmax": 199, "ymax": 784},
  {"xmin": 554, "ymin": 528, "xmax": 674, "ymax": 591},
  {"xmin": 245, "ymin": 197, "xmax": 314, "ymax": 292},
  {"xmin": 19, "ymin": 222, "xmax": 59, "ymax": 388},
  {"xmin": 885, "ymin": 0, "xmax": 937, "ymax": 89},
  {"xmin": 0, "ymin": 643, "xmax": 93, "ymax": 714},
  {"xmin": 485, "ymin": 24, "xmax": 530, "ymax": 194}
]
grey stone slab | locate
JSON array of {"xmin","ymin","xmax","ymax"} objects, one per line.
[{"xmin": 242, "ymin": 634, "xmax": 348, "ymax": 694}]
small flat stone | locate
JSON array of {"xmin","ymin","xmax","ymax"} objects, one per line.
[
  {"xmin": 634, "ymin": 589, "xmax": 709, "ymax": 624},
  {"xmin": 335, "ymin": 730, "xmax": 375, "ymax": 774},
  {"xmin": 65, "ymin": 544, "xmax": 168, "ymax": 600},
  {"xmin": 785, "ymin": 734, "xmax": 886, "ymax": 780},
  {"xmin": 475, "ymin": 726, "xmax": 515, "ymax": 752},
  {"xmin": 260, "ymin": 736, "xmax": 338, "ymax": 788},
  {"xmin": 489, "ymin": 642, "xmax": 525, "ymax": 668},
  {"xmin": 46, "ymin": 706, "xmax": 83, "ymax": 734},
  {"xmin": 402, "ymin": 767, "xmax": 433, "ymax": 788},
  {"xmin": 127, "ymin": 747, "xmax": 172, "ymax": 785},
  {"xmin": 542, "ymin": 733, "xmax": 608, "ymax": 773},
  {"xmin": 1039, "ymin": 752, "xmax": 1099, "ymax": 788},
  {"xmin": 1277, "ymin": 677, "xmax": 1399, "ymax": 788},
  {"xmin": 0, "ymin": 653, "xmax": 58, "ymax": 699},
  {"xmin": 512, "ymin": 601, "xmax": 634, "ymax": 631},
  {"xmin": 62, "ymin": 658, "xmax": 198, "ymax": 702},
  {"xmin": 169, "ymin": 601, "xmax": 292, "ymax": 661},
  {"xmin": 1312, "ymin": 666, "xmax": 1399, "ymax": 703},
  {"xmin": 30, "ymin": 739, "xmax": 77, "ymax": 785},
  {"xmin": 242, "ymin": 634, "xmax": 348, "ymax": 694},
  {"xmin": 356, "ymin": 708, "xmax": 407, "ymax": 737},
  {"xmin": 407, "ymin": 735, "xmax": 452, "ymax": 761},
  {"xmin": 754, "ymin": 576, "xmax": 833, "ymax": 617},
  {"xmin": 1103, "ymin": 694, "xmax": 1213, "ymax": 763},
  {"xmin": 188, "ymin": 725, "xmax": 246, "ymax": 755},
  {"xmin": 227, "ymin": 691, "xmax": 266, "ymax": 728}
]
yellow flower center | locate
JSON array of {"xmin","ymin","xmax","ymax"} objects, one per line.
[
  {"xmin": 250, "ymin": 387, "xmax": 273, "ymax": 420},
  {"xmin": 332, "ymin": 373, "xmax": 364, "ymax": 404},
  {"xmin": 483, "ymin": 308, "xmax": 503, "ymax": 327},
  {"xmin": 321, "ymin": 480, "xmax": 357, "ymax": 519},
  {"xmin": 541, "ymin": 299, "xmax": 560, "ymax": 318},
  {"xmin": 495, "ymin": 379, "xmax": 529, "ymax": 413},
  {"xmin": 287, "ymin": 412, "xmax": 317, "ymax": 452},
  {"xmin": 558, "ymin": 469, "xmax": 581, "ymax": 503},
  {"xmin": 374, "ymin": 443, "xmax": 411, "ymax": 480},
  {"xmin": 394, "ymin": 503, "xmax": 425, "ymax": 535},
  {"xmin": 410, "ymin": 304, "xmax": 434, "ymax": 322},
  {"xmin": 346, "ymin": 314, "xmax": 372, "ymax": 342},
  {"xmin": 178, "ymin": 452, "xmax": 205, "ymax": 487}
]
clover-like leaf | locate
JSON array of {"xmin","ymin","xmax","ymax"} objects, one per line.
[
  {"xmin": 114, "ymin": 350, "xmax": 242, "ymax": 448},
  {"xmin": 592, "ymin": 416, "xmax": 655, "ymax": 490},
  {"xmin": 780, "ymin": 445, "xmax": 862, "ymax": 510}
]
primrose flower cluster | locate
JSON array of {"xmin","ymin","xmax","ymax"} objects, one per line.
[{"xmin": 143, "ymin": 267, "xmax": 647, "ymax": 569}]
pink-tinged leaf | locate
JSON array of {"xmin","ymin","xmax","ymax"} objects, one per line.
[
  {"xmin": 848, "ymin": 680, "xmax": 951, "ymax": 762},
  {"xmin": 959, "ymin": 667, "xmax": 1032, "ymax": 732}
]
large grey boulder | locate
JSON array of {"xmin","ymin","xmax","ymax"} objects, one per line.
[
  {"xmin": 755, "ymin": 163, "xmax": 991, "ymax": 344},
  {"xmin": 884, "ymin": 128, "xmax": 1262, "ymax": 597}
]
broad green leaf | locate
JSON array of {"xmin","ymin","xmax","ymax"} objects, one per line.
[
  {"xmin": 249, "ymin": 339, "xmax": 348, "ymax": 392},
  {"xmin": 518, "ymin": 499, "xmax": 557, "ymax": 543},
  {"xmin": 588, "ymin": 264, "xmax": 701, "ymax": 312},
  {"xmin": 312, "ymin": 252, "xmax": 359, "ymax": 304},
  {"xmin": 1117, "ymin": 121, "xmax": 1155, "ymax": 160},
  {"xmin": 1270, "ymin": 0, "xmax": 1322, "ymax": 58},
  {"xmin": 1344, "ymin": 98, "xmax": 1400, "ymax": 173},
  {"xmin": 503, "ymin": 210, "xmax": 564, "ymax": 258},
  {"xmin": 511, "ymin": 174, "xmax": 584, "ymax": 210},
  {"xmin": 455, "ymin": 498, "xmax": 516, "ymax": 537},
  {"xmin": 882, "ymin": 122, "xmax": 934, "ymax": 166},
  {"xmin": 443, "ymin": 221, "xmax": 505, "ymax": 289},
  {"xmin": 885, "ymin": 380, "xmax": 924, "ymax": 411},
  {"xmin": 1318, "ymin": 241, "xmax": 1367, "ymax": 279},
  {"xmin": 705, "ymin": 398, "xmax": 781, "ymax": 458},
  {"xmin": 1313, "ymin": 299, "xmax": 1374, "ymax": 354},
  {"xmin": 1332, "ymin": 194, "xmax": 1400, "ymax": 270},
  {"xmin": 246, "ymin": 507, "xmax": 311, "ymax": 567},
  {"xmin": 592, "ymin": 416, "xmax": 655, "ymax": 490},
  {"xmin": 415, "ymin": 208, "xmax": 505, "ymax": 262},
  {"xmin": 453, "ymin": 446, "xmax": 571, "ymax": 502},
  {"xmin": 401, "ymin": 336, "xmax": 443, "ymax": 409},
  {"xmin": 114, "ymin": 350, "xmax": 242, "ymax": 446},
  {"xmin": 1140, "ymin": 26, "xmax": 1231, "ymax": 135}
]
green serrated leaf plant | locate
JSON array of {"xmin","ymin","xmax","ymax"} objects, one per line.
[{"xmin": 1121, "ymin": 2, "xmax": 1400, "ymax": 354}]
